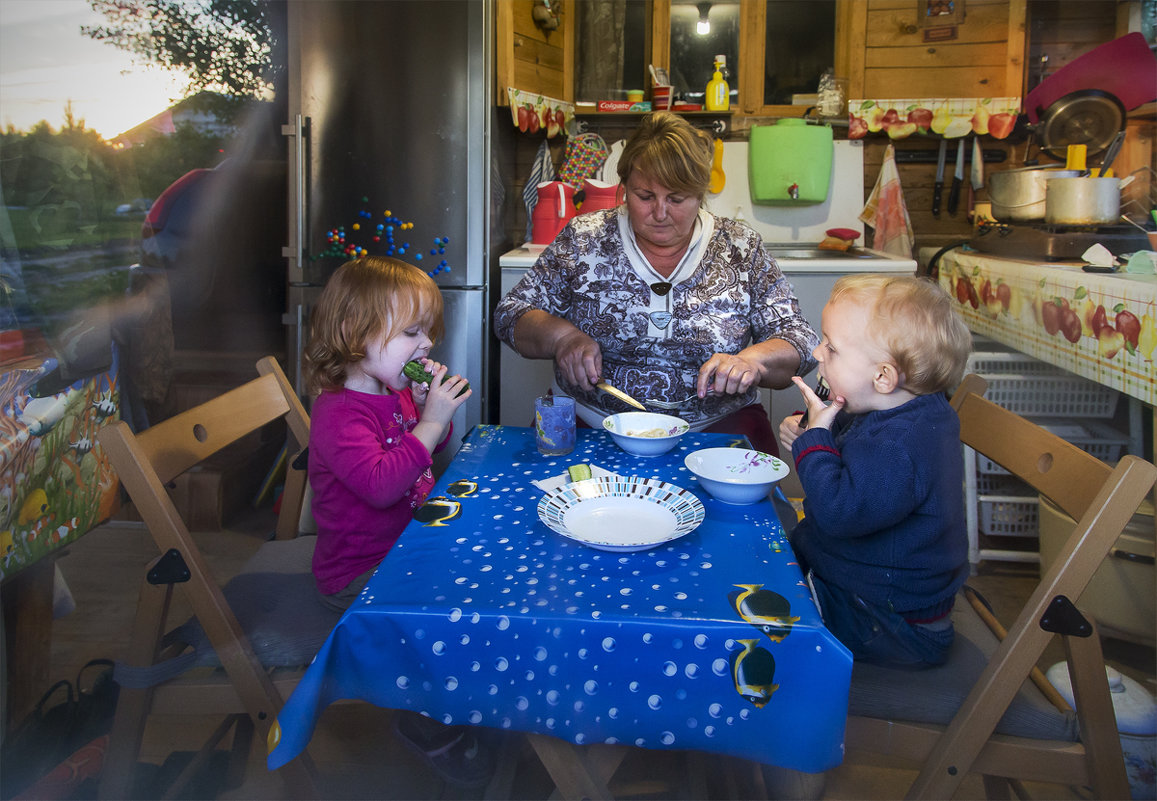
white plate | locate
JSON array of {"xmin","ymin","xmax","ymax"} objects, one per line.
[{"xmin": 537, "ymin": 476, "xmax": 705, "ymax": 551}]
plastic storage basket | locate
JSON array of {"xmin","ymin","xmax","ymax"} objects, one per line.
[{"xmin": 980, "ymin": 373, "xmax": 1119, "ymax": 418}]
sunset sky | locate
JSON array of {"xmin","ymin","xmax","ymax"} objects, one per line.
[{"xmin": 0, "ymin": 0, "xmax": 190, "ymax": 139}]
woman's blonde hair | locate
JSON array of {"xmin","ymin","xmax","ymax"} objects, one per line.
[
  {"xmin": 617, "ymin": 112, "xmax": 713, "ymax": 199},
  {"xmin": 830, "ymin": 273, "xmax": 971, "ymax": 395},
  {"xmin": 304, "ymin": 256, "xmax": 445, "ymax": 393}
]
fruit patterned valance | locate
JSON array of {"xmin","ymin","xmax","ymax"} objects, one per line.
[
  {"xmin": 507, "ymin": 88, "xmax": 573, "ymax": 138},
  {"xmin": 848, "ymin": 97, "xmax": 1020, "ymax": 140}
]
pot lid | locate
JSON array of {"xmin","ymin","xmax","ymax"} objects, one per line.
[{"xmin": 1039, "ymin": 89, "xmax": 1126, "ymax": 161}]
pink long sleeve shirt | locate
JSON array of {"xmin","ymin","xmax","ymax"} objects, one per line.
[{"xmin": 307, "ymin": 387, "xmax": 450, "ymax": 595}]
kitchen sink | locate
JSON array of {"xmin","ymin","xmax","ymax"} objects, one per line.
[{"xmin": 767, "ymin": 247, "xmax": 880, "ymax": 260}]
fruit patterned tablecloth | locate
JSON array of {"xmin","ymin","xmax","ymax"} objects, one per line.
[
  {"xmin": 939, "ymin": 249, "xmax": 1157, "ymax": 405},
  {"xmin": 0, "ymin": 349, "xmax": 120, "ymax": 581}
]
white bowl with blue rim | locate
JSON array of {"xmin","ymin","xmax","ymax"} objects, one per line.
[
  {"xmin": 602, "ymin": 411, "xmax": 689, "ymax": 456},
  {"xmin": 684, "ymin": 447, "xmax": 790, "ymax": 504}
]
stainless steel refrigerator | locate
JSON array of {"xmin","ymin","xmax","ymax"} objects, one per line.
[{"xmin": 285, "ymin": 0, "xmax": 504, "ymax": 472}]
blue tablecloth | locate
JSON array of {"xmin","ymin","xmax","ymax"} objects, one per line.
[{"xmin": 267, "ymin": 425, "xmax": 851, "ymax": 773}]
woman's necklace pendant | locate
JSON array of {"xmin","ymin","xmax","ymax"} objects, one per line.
[{"xmin": 650, "ymin": 281, "xmax": 672, "ymax": 296}]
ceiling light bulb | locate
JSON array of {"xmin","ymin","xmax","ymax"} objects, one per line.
[{"xmin": 696, "ymin": 2, "xmax": 711, "ymax": 36}]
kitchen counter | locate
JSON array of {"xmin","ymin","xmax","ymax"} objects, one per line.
[{"xmin": 937, "ymin": 248, "xmax": 1157, "ymax": 406}]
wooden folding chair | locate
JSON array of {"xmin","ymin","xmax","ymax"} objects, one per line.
[
  {"xmin": 95, "ymin": 356, "xmax": 331, "ymax": 799},
  {"xmin": 843, "ymin": 374, "xmax": 1155, "ymax": 799}
]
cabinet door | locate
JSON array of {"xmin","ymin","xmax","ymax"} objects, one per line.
[
  {"xmin": 496, "ymin": 0, "xmax": 574, "ymax": 102},
  {"xmin": 740, "ymin": 0, "xmax": 844, "ymax": 117}
]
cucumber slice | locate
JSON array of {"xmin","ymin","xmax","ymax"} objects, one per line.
[
  {"xmin": 567, "ymin": 464, "xmax": 593, "ymax": 482},
  {"xmin": 403, "ymin": 360, "xmax": 470, "ymax": 397}
]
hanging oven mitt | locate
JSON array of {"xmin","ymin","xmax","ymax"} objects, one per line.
[
  {"xmin": 557, "ymin": 133, "xmax": 609, "ymax": 190},
  {"xmin": 523, "ymin": 140, "xmax": 555, "ymax": 242}
]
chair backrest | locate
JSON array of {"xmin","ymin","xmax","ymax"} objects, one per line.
[
  {"xmin": 908, "ymin": 375, "xmax": 1157, "ymax": 799},
  {"xmin": 95, "ymin": 356, "xmax": 317, "ymax": 797}
]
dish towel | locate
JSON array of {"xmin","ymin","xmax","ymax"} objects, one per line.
[
  {"xmin": 523, "ymin": 139, "xmax": 555, "ymax": 242},
  {"xmin": 859, "ymin": 144, "xmax": 914, "ymax": 259}
]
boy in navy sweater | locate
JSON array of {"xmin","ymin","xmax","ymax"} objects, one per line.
[{"xmin": 778, "ymin": 274, "xmax": 972, "ymax": 668}]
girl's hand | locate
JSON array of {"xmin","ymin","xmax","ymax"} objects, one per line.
[
  {"xmin": 408, "ymin": 357, "xmax": 440, "ymax": 408},
  {"xmin": 411, "ymin": 363, "xmax": 471, "ymax": 454},
  {"xmin": 791, "ymin": 376, "xmax": 844, "ymax": 431}
]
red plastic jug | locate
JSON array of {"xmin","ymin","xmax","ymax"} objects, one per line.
[
  {"xmin": 580, "ymin": 179, "xmax": 621, "ymax": 213},
  {"xmin": 531, "ymin": 181, "xmax": 577, "ymax": 245}
]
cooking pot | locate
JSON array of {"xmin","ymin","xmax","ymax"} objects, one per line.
[
  {"xmin": 1045, "ymin": 176, "xmax": 1132, "ymax": 225},
  {"xmin": 988, "ymin": 167, "xmax": 1082, "ymax": 222}
]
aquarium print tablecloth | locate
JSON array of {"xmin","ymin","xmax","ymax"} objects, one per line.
[
  {"xmin": 267, "ymin": 425, "xmax": 852, "ymax": 773},
  {"xmin": 1, "ymin": 350, "xmax": 120, "ymax": 581}
]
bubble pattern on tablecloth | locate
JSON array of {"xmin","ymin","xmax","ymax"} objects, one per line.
[{"xmin": 353, "ymin": 429, "xmax": 832, "ymax": 756}]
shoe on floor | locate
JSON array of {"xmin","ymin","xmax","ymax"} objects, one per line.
[{"xmin": 393, "ymin": 712, "xmax": 496, "ymax": 789}]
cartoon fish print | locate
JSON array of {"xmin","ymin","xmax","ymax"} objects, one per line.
[
  {"xmin": 730, "ymin": 638, "xmax": 778, "ymax": 708},
  {"xmin": 92, "ymin": 395, "xmax": 117, "ymax": 419},
  {"xmin": 70, "ymin": 437, "xmax": 93, "ymax": 457},
  {"xmin": 412, "ymin": 496, "xmax": 461, "ymax": 527},
  {"xmin": 20, "ymin": 395, "xmax": 71, "ymax": 436},
  {"xmin": 18, "ymin": 489, "xmax": 49, "ymax": 526},
  {"xmin": 446, "ymin": 479, "xmax": 478, "ymax": 498},
  {"xmin": 729, "ymin": 584, "xmax": 801, "ymax": 643}
]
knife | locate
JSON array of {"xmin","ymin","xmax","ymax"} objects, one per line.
[
  {"xmin": 932, "ymin": 139, "xmax": 946, "ymax": 216},
  {"xmin": 596, "ymin": 381, "xmax": 646, "ymax": 411},
  {"xmin": 971, "ymin": 136, "xmax": 984, "ymax": 192},
  {"xmin": 947, "ymin": 138, "xmax": 965, "ymax": 215}
]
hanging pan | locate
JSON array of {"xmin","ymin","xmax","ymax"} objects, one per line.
[{"xmin": 1037, "ymin": 89, "xmax": 1126, "ymax": 162}]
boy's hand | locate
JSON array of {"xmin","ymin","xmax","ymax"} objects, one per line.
[
  {"xmin": 791, "ymin": 376, "xmax": 844, "ymax": 431},
  {"xmin": 778, "ymin": 413, "xmax": 805, "ymax": 453}
]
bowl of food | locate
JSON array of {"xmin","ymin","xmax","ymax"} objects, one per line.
[
  {"xmin": 684, "ymin": 447, "xmax": 790, "ymax": 504},
  {"xmin": 602, "ymin": 412, "xmax": 689, "ymax": 456}
]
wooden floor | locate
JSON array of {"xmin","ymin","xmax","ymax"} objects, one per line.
[{"xmin": 30, "ymin": 507, "xmax": 1157, "ymax": 800}]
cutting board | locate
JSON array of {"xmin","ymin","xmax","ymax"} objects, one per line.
[{"xmin": 1025, "ymin": 32, "xmax": 1157, "ymax": 122}]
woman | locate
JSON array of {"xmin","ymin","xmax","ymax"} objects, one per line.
[{"xmin": 493, "ymin": 112, "xmax": 817, "ymax": 454}]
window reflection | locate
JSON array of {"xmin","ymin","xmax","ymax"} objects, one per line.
[
  {"xmin": 763, "ymin": 0, "xmax": 835, "ymax": 106},
  {"xmin": 670, "ymin": 0, "xmax": 739, "ymax": 106},
  {"xmin": 574, "ymin": 0, "xmax": 649, "ymax": 103}
]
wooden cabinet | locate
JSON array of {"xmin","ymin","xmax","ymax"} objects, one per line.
[{"xmin": 495, "ymin": 0, "xmax": 574, "ymax": 103}]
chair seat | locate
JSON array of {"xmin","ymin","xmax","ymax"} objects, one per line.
[
  {"xmin": 115, "ymin": 536, "xmax": 342, "ymax": 688},
  {"xmin": 848, "ymin": 588, "xmax": 1079, "ymax": 742}
]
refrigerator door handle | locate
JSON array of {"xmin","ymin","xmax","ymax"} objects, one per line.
[{"xmin": 281, "ymin": 113, "xmax": 308, "ymax": 285}]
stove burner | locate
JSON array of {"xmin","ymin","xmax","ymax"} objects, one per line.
[{"xmin": 970, "ymin": 222, "xmax": 1149, "ymax": 260}]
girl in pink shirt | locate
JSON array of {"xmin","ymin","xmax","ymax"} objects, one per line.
[
  {"xmin": 303, "ymin": 257, "xmax": 493, "ymax": 787},
  {"xmin": 304, "ymin": 256, "xmax": 471, "ymax": 608}
]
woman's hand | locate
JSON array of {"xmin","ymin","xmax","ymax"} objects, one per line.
[
  {"xmin": 697, "ymin": 352, "xmax": 762, "ymax": 397},
  {"xmin": 553, "ymin": 329, "xmax": 603, "ymax": 391}
]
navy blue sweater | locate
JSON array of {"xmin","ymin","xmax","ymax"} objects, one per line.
[{"xmin": 790, "ymin": 393, "xmax": 968, "ymax": 620}]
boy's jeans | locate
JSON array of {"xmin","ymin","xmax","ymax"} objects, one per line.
[{"xmin": 808, "ymin": 572, "xmax": 954, "ymax": 669}]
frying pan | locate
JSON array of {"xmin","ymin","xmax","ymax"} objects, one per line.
[{"xmin": 1037, "ymin": 89, "xmax": 1126, "ymax": 162}]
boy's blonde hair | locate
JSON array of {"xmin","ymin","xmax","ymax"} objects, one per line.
[
  {"xmin": 305, "ymin": 256, "xmax": 445, "ymax": 394},
  {"xmin": 829, "ymin": 273, "xmax": 971, "ymax": 395}
]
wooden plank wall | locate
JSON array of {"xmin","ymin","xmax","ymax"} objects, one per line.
[{"xmin": 495, "ymin": 0, "xmax": 573, "ymax": 104}]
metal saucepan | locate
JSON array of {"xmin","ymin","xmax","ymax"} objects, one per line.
[
  {"xmin": 1045, "ymin": 175, "xmax": 1135, "ymax": 226},
  {"xmin": 987, "ymin": 167, "xmax": 1082, "ymax": 222}
]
